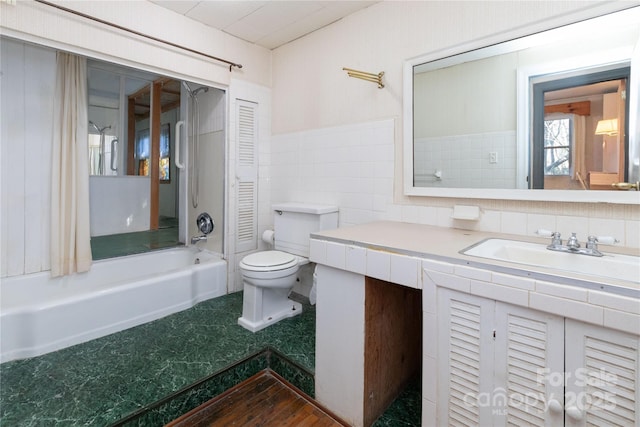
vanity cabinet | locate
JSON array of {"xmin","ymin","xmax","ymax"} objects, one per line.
[
  {"xmin": 309, "ymin": 223, "xmax": 639, "ymax": 427},
  {"xmin": 436, "ymin": 288, "xmax": 639, "ymax": 426}
]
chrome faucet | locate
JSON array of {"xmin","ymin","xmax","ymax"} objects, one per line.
[
  {"xmin": 566, "ymin": 232, "xmax": 580, "ymax": 250},
  {"xmin": 545, "ymin": 232, "xmax": 609, "ymax": 257},
  {"xmin": 190, "ymin": 235, "xmax": 207, "ymax": 245}
]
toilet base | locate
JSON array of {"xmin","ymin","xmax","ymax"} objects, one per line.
[{"xmin": 238, "ymin": 300, "xmax": 302, "ymax": 332}]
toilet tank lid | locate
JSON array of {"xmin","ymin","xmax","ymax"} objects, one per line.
[{"xmin": 272, "ymin": 202, "xmax": 338, "ymax": 214}]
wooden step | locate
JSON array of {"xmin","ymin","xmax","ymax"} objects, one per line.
[{"xmin": 166, "ymin": 370, "xmax": 348, "ymax": 426}]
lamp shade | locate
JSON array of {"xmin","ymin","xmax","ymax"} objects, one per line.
[{"xmin": 595, "ymin": 118, "xmax": 618, "ymax": 136}]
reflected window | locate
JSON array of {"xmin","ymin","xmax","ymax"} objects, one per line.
[
  {"xmin": 135, "ymin": 124, "xmax": 170, "ymax": 181},
  {"xmin": 544, "ymin": 117, "xmax": 572, "ymax": 175}
]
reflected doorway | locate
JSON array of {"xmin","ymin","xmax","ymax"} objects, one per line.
[{"xmin": 531, "ymin": 66, "xmax": 630, "ymax": 190}]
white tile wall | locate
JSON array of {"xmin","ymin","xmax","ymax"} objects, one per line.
[
  {"xmin": 269, "ymin": 115, "xmax": 635, "ymax": 247},
  {"xmin": 270, "ymin": 119, "xmax": 395, "ymax": 228},
  {"xmin": 414, "ymin": 131, "xmax": 517, "ymax": 189}
]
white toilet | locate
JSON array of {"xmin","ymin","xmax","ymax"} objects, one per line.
[{"xmin": 238, "ymin": 202, "xmax": 338, "ymax": 332}]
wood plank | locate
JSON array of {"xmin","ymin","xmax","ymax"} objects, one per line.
[
  {"xmin": 127, "ymin": 96, "xmax": 136, "ymax": 176},
  {"xmin": 544, "ymin": 100, "xmax": 590, "ymax": 116},
  {"xmin": 166, "ymin": 370, "xmax": 348, "ymax": 427},
  {"xmin": 364, "ymin": 277, "xmax": 422, "ymax": 427},
  {"xmin": 150, "ymin": 80, "xmax": 161, "ymax": 230}
]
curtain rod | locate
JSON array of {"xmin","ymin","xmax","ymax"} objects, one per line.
[{"xmin": 34, "ymin": 0, "xmax": 243, "ymax": 71}]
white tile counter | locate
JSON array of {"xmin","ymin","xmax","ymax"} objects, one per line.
[{"xmin": 310, "ymin": 220, "xmax": 639, "ymax": 297}]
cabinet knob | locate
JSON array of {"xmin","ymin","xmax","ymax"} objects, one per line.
[
  {"xmin": 566, "ymin": 406, "xmax": 583, "ymax": 421},
  {"xmin": 547, "ymin": 399, "xmax": 563, "ymax": 414}
]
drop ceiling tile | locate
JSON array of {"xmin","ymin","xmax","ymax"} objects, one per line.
[
  {"xmin": 150, "ymin": 0, "xmax": 199, "ymax": 15},
  {"xmin": 225, "ymin": 1, "xmax": 324, "ymax": 43},
  {"xmin": 257, "ymin": 1, "xmax": 376, "ymax": 48},
  {"xmin": 185, "ymin": 1, "xmax": 267, "ymax": 30}
]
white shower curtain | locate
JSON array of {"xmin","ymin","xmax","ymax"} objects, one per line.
[{"xmin": 50, "ymin": 52, "xmax": 92, "ymax": 277}]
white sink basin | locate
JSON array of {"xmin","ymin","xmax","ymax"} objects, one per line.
[{"xmin": 462, "ymin": 238, "xmax": 640, "ymax": 284}]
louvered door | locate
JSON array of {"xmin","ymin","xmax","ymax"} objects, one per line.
[
  {"xmin": 235, "ymin": 100, "xmax": 258, "ymax": 252},
  {"xmin": 493, "ymin": 304, "xmax": 565, "ymax": 426},
  {"xmin": 564, "ymin": 320, "xmax": 639, "ymax": 427},
  {"xmin": 437, "ymin": 289, "xmax": 495, "ymax": 426}
]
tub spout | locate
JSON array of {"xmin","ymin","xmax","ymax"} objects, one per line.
[{"xmin": 191, "ymin": 235, "xmax": 207, "ymax": 245}]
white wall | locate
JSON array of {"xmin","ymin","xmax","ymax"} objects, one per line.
[
  {"xmin": 270, "ymin": 1, "xmax": 640, "ymax": 249},
  {"xmin": 0, "ymin": 39, "xmax": 55, "ymax": 277},
  {"xmin": 89, "ymin": 176, "xmax": 150, "ymax": 236}
]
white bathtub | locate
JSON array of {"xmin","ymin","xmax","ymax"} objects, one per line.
[{"xmin": 0, "ymin": 248, "xmax": 227, "ymax": 363}]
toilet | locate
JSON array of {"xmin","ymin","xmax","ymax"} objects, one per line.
[{"xmin": 238, "ymin": 202, "xmax": 338, "ymax": 332}]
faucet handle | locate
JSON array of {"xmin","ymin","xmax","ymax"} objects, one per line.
[
  {"xmin": 567, "ymin": 232, "xmax": 580, "ymax": 249},
  {"xmin": 596, "ymin": 236, "xmax": 619, "ymax": 245},
  {"xmin": 535, "ymin": 229, "xmax": 554, "ymax": 237},
  {"xmin": 549, "ymin": 231, "xmax": 562, "ymax": 247},
  {"xmin": 586, "ymin": 235, "xmax": 598, "ymax": 250}
]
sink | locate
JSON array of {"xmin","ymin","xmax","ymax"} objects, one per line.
[{"xmin": 462, "ymin": 238, "xmax": 640, "ymax": 284}]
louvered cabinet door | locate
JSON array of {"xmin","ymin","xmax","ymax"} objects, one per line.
[
  {"xmin": 493, "ymin": 303, "xmax": 565, "ymax": 427},
  {"xmin": 437, "ymin": 289, "xmax": 495, "ymax": 426},
  {"xmin": 235, "ymin": 100, "xmax": 258, "ymax": 253},
  {"xmin": 564, "ymin": 320, "xmax": 639, "ymax": 427}
]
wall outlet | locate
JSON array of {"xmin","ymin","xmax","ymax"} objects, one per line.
[{"xmin": 489, "ymin": 152, "xmax": 498, "ymax": 164}]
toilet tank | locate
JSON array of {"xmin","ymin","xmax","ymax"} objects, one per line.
[{"xmin": 272, "ymin": 202, "xmax": 338, "ymax": 257}]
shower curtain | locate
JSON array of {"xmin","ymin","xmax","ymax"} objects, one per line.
[{"xmin": 50, "ymin": 52, "xmax": 92, "ymax": 277}]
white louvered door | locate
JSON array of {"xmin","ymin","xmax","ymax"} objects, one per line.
[
  {"xmin": 235, "ymin": 100, "xmax": 258, "ymax": 253},
  {"xmin": 493, "ymin": 303, "xmax": 565, "ymax": 427},
  {"xmin": 564, "ymin": 320, "xmax": 639, "ymax": 427},
  {"xmin": 438, "ymin": 289, "xmax": 495, "ymax": 426}
]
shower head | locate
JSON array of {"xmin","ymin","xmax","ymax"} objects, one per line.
[
  {"xmin": 192, "ymin": 86, "xmax": 209, "ymax": 96},
  {"xmin": 182, "ymin": 82, "xmax": 208, "ymax": 98},
  {"xmin": 89, "ymin": 121, "xmax": 111, "ymax": 133}
]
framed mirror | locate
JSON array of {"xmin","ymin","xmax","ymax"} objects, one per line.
[{"xmin": 403, "ymin": 7, "xmax": 640, "ymax": 203}]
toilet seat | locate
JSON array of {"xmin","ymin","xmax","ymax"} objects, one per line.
[{"xmin": 240, "ymin": 250, "xmax": 298, "ymax": 272}]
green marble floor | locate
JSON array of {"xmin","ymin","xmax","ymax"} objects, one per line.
[
  {"xmin": 0, "ymin": 292, "xmax": 421, "ymax": 426},
  {"xmin": 90, "ymin": 216, "xmax": 180, "ymax": 260}
]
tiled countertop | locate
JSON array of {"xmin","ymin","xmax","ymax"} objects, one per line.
[{"xmin": 310, "ymin": 221, "xmax": 640, "ymax": 297}]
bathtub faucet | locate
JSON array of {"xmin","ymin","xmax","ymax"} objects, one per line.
[{"xmin": 190, "ymin": 235, "xmax": 208, "ymax": 245}]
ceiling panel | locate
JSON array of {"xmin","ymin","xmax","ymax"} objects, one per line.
[{"xmin": 151, "ymin": 0, "xmax": 378, "ymax": 49}]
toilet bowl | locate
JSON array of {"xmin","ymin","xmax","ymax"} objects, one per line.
[
  {"xmin": 237, "ymin": 202, "xmax": 339, "ymax": 333},
  {"xmin": 237, "ymin": 251, "xmax": 304, "ymax": 332}
]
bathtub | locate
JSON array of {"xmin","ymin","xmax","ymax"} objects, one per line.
[{"xmin": 0, "ymin": 248, "xmax": 227, "ymax": 363}]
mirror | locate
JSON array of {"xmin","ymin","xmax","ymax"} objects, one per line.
[
  {"xmin": 88, "ymin": 61, "xmax": 179, "ymax": 181},
  {"xmin": 404, "ymin": 7, "xmax": 640, "ymax": 203}
]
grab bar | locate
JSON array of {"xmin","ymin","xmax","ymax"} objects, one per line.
[
  {"xmin": 175, "ymin": 120, "xmax": 185, "ymax": 169},
  {"xmin": 110, "ymin": 138, "xmax": 118, "ymax": 171}
]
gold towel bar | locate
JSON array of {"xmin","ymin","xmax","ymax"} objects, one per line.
[{"xmin": 343, "ymin": 67, "xmax": 385, "ymax": 89}]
